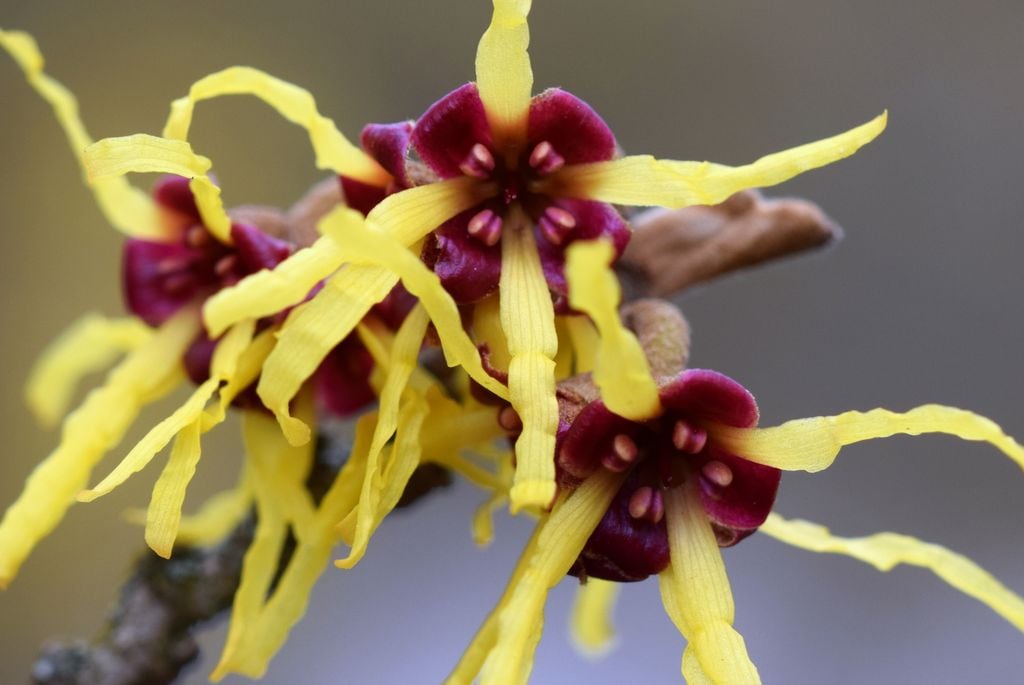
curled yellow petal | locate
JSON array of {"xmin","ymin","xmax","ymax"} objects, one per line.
[
  {"xmin": 212, "ymin": 403, "xmax": 317, "ymax": 680},
  {"xmin": 365, "ymin": 176, "xmax": 485, "ymax": 245},
  {"xmin": 212, "ymin": 453, "xmax": 290, "ymax": 681},
  {"xmin": 0, "ymin": 308, "xmax": 196, "ymax": 588},
  {"xmin": 335, "ymin": 306, "xmax": 429, "ymax": 564},
  {"xmin": 84, "ymin": 134, "xmax": 232, "ymax": 243},
  {"xmin": 79, "ymin": 320, "xmax": 255, "ymax": 502},
  {"xmin": 257, "ymin": 263, "xmax": 398, "ymax": 445},
  {"xmin": 145, "ymin": 419, "xmax": 202, "ymax": 558},
  {"xmin": 659, "ymin": 484, "xmax": 761, "ymax": 685},
  {"xmin": 570, "ymin": 578, "xmax": 620, "ymax": 657},
  {"xmin": 475, "ymin": 0, "xmax": 533, "ymax": 149},
  {"xmin": 204, "ymin": 236, "xmax": 345, "ymax": 337},
  {"xmin": 25, "ymin": 314, "xmax": 152, "ymax": 428},
  {"xmin": 320, "ymin": 211, "xmax": 509, "ymax": 401},
  {"xmin": 163, "ymin": 66, "xmax": 387, "ymax": 185},
  {"xmin": 0, "ymin": 29, "xmax": 160, "ymax": 237},
  {"xmin": 172, "ymin": 468, "xmax": 252, "ymax": 546},
  {"xmin": 78, "ymin": 377, "xmax": 220, "ymax": 503},
  {"xmin": 711, "ymin": 404, "xmax": 1024, "ymax": 473},
  {"xmin": 477, "ymin": 471, "xmax": 624, "ymax": 685},
  {"xmin": 500, "ymin": 223, "xmax": 558, "ymax": 512},
  {"xmin": 565, "ymin": 240, "xmax": 660, "ymax": 420},
  {"xmin": 565, "ymin": 314, "xmax": 600, "ymax": 375},
  {"xmin": 553, "ymin": 112, "xmax": 887, "ymax": 209},
  {"xmin": 336, "ymin": 393, "xmax": 429, "ymax": 568},
  {"xmin": 760, "ymin": 513, "xmax": 1024, "ymax": 632},
  {"xmin": 473, "ymin": 293, "xmax": 511, "ymax": 373}
]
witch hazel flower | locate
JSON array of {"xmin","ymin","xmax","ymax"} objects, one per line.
[
  {"xmin": 0, "ymin": 27, "xmax": 415, "ymax": 589},
  {"xmin": 446, "ymin": 243, "xmax": 1024, "ymax": 685},
  {"xmin": 140, "ymin": 0, "xmax": 886, "ymax": 514}
]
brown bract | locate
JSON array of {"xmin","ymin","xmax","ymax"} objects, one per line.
[{"xmin": 621, "ymin": 189, "xmax": 841, "ymax": 297}]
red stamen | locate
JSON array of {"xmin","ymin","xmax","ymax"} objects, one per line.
[
  {"xmin": 672, "ymin": 420, "xmax": 708, "ymax": 454},
  {"xmin": 214, "ymin": 255, "xmax": 238, "ymax": 278},
  {"xmin": 627, "ymin": 486, "xmax": 664, "ymax": 523},
  {"xmin": 701, "ymin": 460, "xmax": 734, "ymax": 488},
  {"xmin": 459, "ymin": 143, "xmax": 496, "ymax": 178},
  {"xmin": 185, "ymin": 225, "xmax": 210, "ymax": 248},
  {"xmin": 528, "ymin": 140, "xmax": 565, "ymax": 175},
  {"xmin": 467, "ymin": 208, "xmax": 503, "ymax": 247},
  {"xmin": 537, "ymin": 206, "xmax": 577, "ymax": 245},
  {"xmin": 613, "ymin": 433, "xmax": 639, "ymax": 463}
]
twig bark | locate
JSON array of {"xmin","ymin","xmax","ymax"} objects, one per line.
[{"xmin": 28, "ymin": 432, "xmax": 451, "ymax": 685}]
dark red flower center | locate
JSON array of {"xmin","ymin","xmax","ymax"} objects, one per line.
[{"xmin": 558, "ymin": 369, "xmax": 781, "ymax": 582}]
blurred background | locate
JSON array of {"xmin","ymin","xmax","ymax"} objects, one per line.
[{"xmin": 1, "ymin": 0, "xmax": 1023, "ymax": 683}]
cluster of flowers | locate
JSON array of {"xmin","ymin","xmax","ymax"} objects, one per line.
[{"xmin": 2, "ymin": 2, "xmax": 1023, "ymax": 683}]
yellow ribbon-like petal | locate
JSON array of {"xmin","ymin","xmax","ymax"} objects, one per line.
[
  {"xmin": 84, "ymin": 134, "xmax": 232, "ymax": 243},
  {"xmin": 204, "ymin": 236, "xmax": 345, "ymax": 337},
  {"xmin": 336, "ymin": 306, "xmax": 429, "ymax": 564},
  {"xmin": 320, "ymin": 211, "xmax": 509, "ymax": 401},
  {"xmin": 0, "ymin": 308, "xmax": 196, "ymax": 588},
  {"xmin": 711, "ymin": 404, "xmax": 1024, "ymax": 473},
  {"xmin": 78, "ymin": 319, "xmax": 255, "ymax": 502},
  {"xmin": 552, "ymin": 112, "xmax": 887, "ymax": 209},
  {"xmin": 0, "ymin": 29, "xmax": 160, "ymax": 237},
  {"xmin": 476, "ymin": 471, "xmax": 624, "ymax": 685},
  {"xmin": 145, "ymin": 419, "xmax": 202, "ymax": 558},
  {"xmin": 570, "ymin": 578, "xmax": 620, "ymax": 657},
  {"xmin": 254, "ymin": 183, "xmax": 482, "ymax": 442},
  {"xmin": 659, "ymin": 484, "xmax": 761, "ymax": 685},
  {"xmin": 25, "ymin": 314, "xmax": 152, "ymax": 427},
  {"xmin": 473, "ymin": 293, "xmax": 511, "ymax": 373},
  {"xmin": 212, "ymin": 402, "xmax": 316, "ymax": 680},
  {"xmin": 163, "ymin": 66, "xmax": 388, "ymax": 185},
  {"xmin": 336, "ymin": 393, "xmax": 429, "ymax": 568},
  {"xmin": 172, "ymin": 467, "xmax": 252, "ymax": 546},
  {"xmin": 212, "ymin": 444, "xmax": 291, "ymax": 680},
  {"xmin": 565, "ymin": 240, "xmax": 661, "ymax": 420},
  {"xmin": 475, "ymin": 0, "xmax": 534, "ymax": 150},
  {"xmin": 258, "ymin": 263, "xmax": 398, "ymax": 445},
  {"xmin": 205, "ymin": 178, "xmax": 480, "ymax": 336},
  {"xmin": 500, "ymin": 224, "xmax": 558, "ymax": 512},
  {"xmin": 760, "ymin": 513, "xmax": 1024, "ymax": 632},
  {"xmin": 565, "ymin": 314, "xmax": 600, "ymax": 375}
]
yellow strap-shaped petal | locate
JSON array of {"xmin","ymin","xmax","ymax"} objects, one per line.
[
  {"xmin": 761, "ymin": 512, "xmax": 1024, "ymax": 632},
  {"xmin": 172, "ymin": 467, "xmax": 252, "ymax": 546},
  {"xmin": 570, "ymin": 578, "xmax": 620, "ymax": 657},
  {"xmin": 219, "ymin": 400, "xmax": 387, "ymax": 679},
  {"xmin": 552, "ymin": 316, "xmax": 574, "ymax": 382},
  {"xmin": 321, "ymin": 212, "xmax": 509, "ymax": 401},
  {"xmin": 553, "ymin": 112, "xmax": 887, "ymax": 209},
  {"xmin": 0, "ymin": 29, "xmax": 160, "ymax": 237},
  {"xmin": 79, "ymin": 320, "xmax": 255, "ymax": 501},
  {"xmin": 565, "ymin": 240, "xmax": 661, "ymax": 420},
  {"xmin": 472, "ymin": 293, "xmax": 511, "ymax": 373},
  {"xmin": 475, "ymin": 0, "xmax": 533, "ymax": 150},
  {"xmin": 205, "ymin": 327, "xmax": 277, "ymax": 427},
  {"xmin": 446, "ymin": 525, "xmax": 542, "ymax": 685},
  {"xmin": 26, "ymin": 314, "xmax": 152, "ymax": 427},
  {"xmin": 211, "ymin": 444, "xmax": 290, "ymax": 681},
  {"xmin": 478, "ymin": 471, "xmax": 624, "ymax": 685},
  {"xmin": 500, "ymin": 223, "xmax": 558, "ymax": 512},
  {"xmin": 336, "ymin": 306, "xmax": 429, "ymax": 563},
  {"xmin": 244, "ymin": 404, "xmax": 317, "ymax": 538},
  {"xmin": 145, "ymin": 419, "xmax": 202, "ymax": 558},
  {"xmin": 258, "ymin": 263, "xmax": 398, "ymax": 445},
  {"xmin": 336, "ymin": 393, "xmax": 429, "ymax": 568},
  {"xmin": 472, "ymin": 491, "xmax": 507, "ymax": 548},
  {"xmin": 77, "ymin": 377, "xmax": 220, "ymax": 502},
  {"xmin": 711, "ymin": 404, "xmax": 1024, "ymax": 473},
  {"xmin": 204, "ymin": 235, "xmax": 345, "ymax": 336},
  {"xmin": 84, "ymin": 134, "xmax": 232, "ymax": 243},
  {"xmin": 204, "ymin": 178, "xmax": 480, "ymax": 335},
  {"xmin": 659, "ymin": 484, "xmax": 761, "ymax": 685},
  {"xmin": 315, "ymin": 411, "xmax": 377, "ymax": 530},
  {"xmin": 565, "ymin": 314, "xmax": 600, "ymax": 375},
  {"xmin": 0, "ymin": 308, "xmax": 196, "ymax": 588},
  {"xmin": 163, "ymin": 66, "xmax": 387, "ymax": 185}
]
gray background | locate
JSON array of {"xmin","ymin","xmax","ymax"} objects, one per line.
[{"xmin": 1, "ymin": 1, "xmax": 1023, "ymax": 683}]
